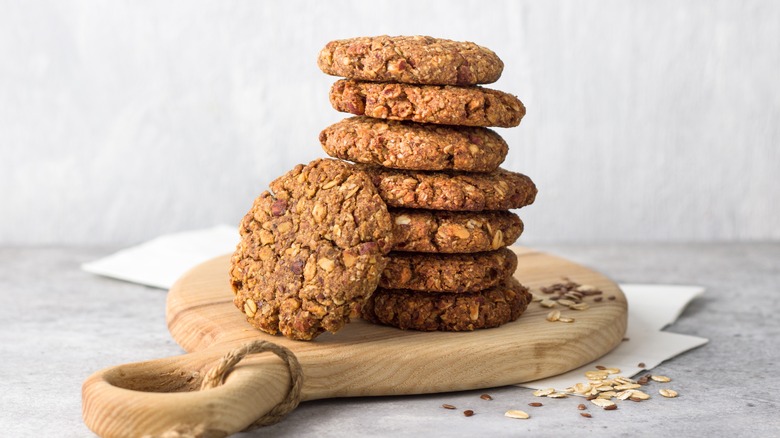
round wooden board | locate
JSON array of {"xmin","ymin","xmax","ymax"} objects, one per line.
[{"xmin": 166, "ymin": 247, "xmax": 627, "ymax": 400}]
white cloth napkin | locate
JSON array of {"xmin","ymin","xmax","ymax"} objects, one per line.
[
  {"xmin": 82, "ymin": 227, "xmax": 708, "ymax": 385},
  {"xmin": 82, "ymin": 225, "xmax": 239, "ymax": 289}
]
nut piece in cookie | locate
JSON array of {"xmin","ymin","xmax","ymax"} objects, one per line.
[
  {"xmin": 317, "ymin": 35, "xmax": 504, "ymax": 85},
  {"xmin": 230, "ymin": 159, "xmax": 393, "ymax": 341}
]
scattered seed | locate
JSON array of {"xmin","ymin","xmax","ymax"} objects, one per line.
[
  {"xmin": 442, "ymin": 404, "xmax": 456, "ymax": 410},
  {"xmin": 629, "ymin": 396, "xmax": 643, "ymax": 402},
  {"xmin": 595, "ymin": 365, "xmax": 607, "ymax": 370},
  {"xmin": 578, "ymin": 403, "xmax": 587, "ymax": 410},
  {"xmin": 622, "ymin": 337, "xmax": 630, "ymax": 341},
  {"xmin": 638, "ymin": 362, "xmax": 646, "ymax": 368},
  {"xmin": 528, "ymin": 402, "xmax": 543, "ymax": 407},
  {"xmin": 651, "ymin": 375, "xmax": 671, "ymax": 383},
  {"xmin": 608, "ymin": 295, "xmax": 616, "ymax": 301},
  {"xmin": 463, "ymin": 410, "xmax": 474, "ymax": 417},
  {"xmin": 659, "ymin": 389, "xmax": 678, "ymax": 398},
  {"xmin": 637, "ymin": 375, "xmax": 650, "ymax": 385},
  {"xmin": 586, "ymin": 394, "xmax": 598, "ymax": 400},
  {"xmin": 580, "ymin": 412, "xmax": 592, "ymax": 418},
  {"xmin": 546, "ymin": 310, "xmax": 561, "ymax": 322},
  {"xmin": 480, "ymin": 394, "xmax": 493, "ymax": 401},
  {"xmin": 604, "ymin": 404, "xmax": 618, "ymax": 411},
  {"xmin": 505, "ymin": 410, "xmax": 530, "ymax": 419},
  {"xmin": 594, "ymin": 297, "xmax": 603, "ymax": 302}
]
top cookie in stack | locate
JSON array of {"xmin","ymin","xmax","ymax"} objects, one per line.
[{"xmin": 318, "ymin": 35, "xmax": 536, "ymax": 332}]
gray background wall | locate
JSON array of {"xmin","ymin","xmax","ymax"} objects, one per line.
[{"xmin": 1, "ymin": 0, "xmax": 778, "ymax": 245}]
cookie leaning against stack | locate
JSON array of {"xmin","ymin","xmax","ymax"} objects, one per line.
[{"xmin": 318, "ymin": 35, "xmax": 537, "ymax": 331}]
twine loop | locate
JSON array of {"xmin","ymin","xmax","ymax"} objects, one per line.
[{"xmin": 200, "ymin": 340, "xmax": 303, "ymax": 429}]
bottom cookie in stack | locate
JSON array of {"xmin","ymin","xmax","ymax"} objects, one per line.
[{"xmin": 363, "ymin": 276, "xmax": 532, "ymax": 332}]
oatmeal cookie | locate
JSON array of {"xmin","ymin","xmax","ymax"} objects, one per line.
[
  {"xmin": 391, "ymin": 209, "xmax": 523, "ymax": 253},
  {"xmin": 230, "ymin": 159, "xmax": 393, "ymax": 341},
  {"xmin": 359, "ymin": 165, "xmax": 537, "ymax": 211},
  {"xmin": 317, "ymin": 35, "xmax": 503, "ymax": 85},
  {"xmin": 363, "ymin": 277, "xmax": 532, "ymax": 331},
  {"xmin": 380, "ymin": 248, "xmax": 518, "ymax": 293},
  {"xmin": 329, "ymin": 79, "xmax": 525, "ymax": 128},
  {"xmin": 320, "ymin": 116, "xmax": 508, "ymax": 172}
]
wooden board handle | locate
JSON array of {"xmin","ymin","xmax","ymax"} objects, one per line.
[{"xmin": 82, "ymin": 342, "xmax": 297, "ymax": 437}]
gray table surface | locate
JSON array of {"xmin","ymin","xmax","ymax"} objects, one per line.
[{"xmin": 1, "ymin": 243, "xmax": 778, "ymax": 437}]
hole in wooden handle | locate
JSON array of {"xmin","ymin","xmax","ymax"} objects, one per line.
[{"xmin": 82, "ymin": 343, "xmax": 295, "ymax": 438}]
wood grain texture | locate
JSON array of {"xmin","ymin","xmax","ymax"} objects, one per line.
[{"xmin": 82, "ymin": 247, "xmax": 627, "ymax": 437}]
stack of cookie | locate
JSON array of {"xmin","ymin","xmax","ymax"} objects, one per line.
[{"xmin": 318, "ymin": 36, "xmax": 537, "ymax": 331}]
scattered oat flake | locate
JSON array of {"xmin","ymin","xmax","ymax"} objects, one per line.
[
  {"xmin": 631, "ymin": 391, "xmax": 650, "ymax": 400},
  {"xmin": 463, "ymin": 410, "xmax": 474, "ymax": 417},
  {"xmin": 548, "ymin": 393, "xmax": 568, "ymax": 398},
  {"xmin": 580, "ymin": 412, "xmax": 592, "ymax": 418},
  {"xmin": 533, "ymin": 388, "xmax": 555, "ymax": 397},
  {"xmin": 651, "ymin": 375, "xmax": 672, "ymax": 383},
  {"xmin": 572, "ymin": 383, "xmax": 592, "ymax": 394},
  {"xmin": 590, "ymin": 398, "xmax": 615, "ymax": 408},
  {"xmin": 480, "ymin": 394, "xmax": 493, "ymax": 401},
  {"xmin": 559, "ymin": 317, "xmax": 575, "ymax": 323},
  {"xmin": 659, "ymin": 389, "xmax": 678, "ymax": 398},
  {"xmin": 505, "ymin": 410, "xmax": 530, "ymax": 419},
  {"xmin": 546, "ymin": 310, "xmax": 561, "ymax": 322},
  {"xmin": 540, "ymin": 299, "xmax": 557, "ymax": 308},
  {"xmin": 605, "ymin": 368, "xmax": 621, "ymax": 374},
  {"xmin": 442, "ymin": 404, "xmax": 456, "ymax": 410},
  {"xmin": 528, "ymin": 402, "xmax": 543, "ymax": 407}
]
